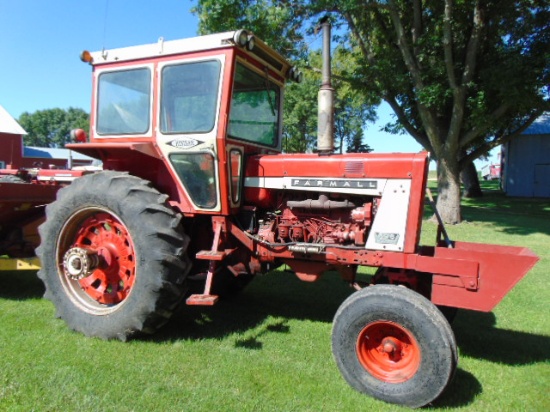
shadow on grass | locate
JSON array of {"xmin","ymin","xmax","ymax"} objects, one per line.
[
  {"xmin": 430, "ymin": 368, "xmax": 482, "ymax": 408},
  {"xmin": 453, "ymin": 310, "xmax": 550, "ymax": 365},
  {"xmin": 425, "ymin": 181, "xmax": 550, "ymax": 236},
  {"xmin": 461, "ymin": 203, "xmax": 550, "ymax": 236},
  {"xmin": 0, "ymin": 270, "xmax": 44, "ymax": 300},
  {"xmin": 152, "ymin": 272, "xmax": 550, "ymax": 364},
  {"xmin": 151, "ymin": 270, "xmax": 353, "ymax": 344},
  {"xmin": 234, "ymin": 320, "xmax": 291, "ymax": 349}
]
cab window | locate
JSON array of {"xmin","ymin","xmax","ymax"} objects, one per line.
[
  {"xmin": 97, "ymin": 68, "xmax": 151, "ymax": 135},
  {"xmin": 170, "ymin": 152, "xmax": 217, "ymax": 209},
  {"xmin": 228, "ymin": 63, "xmax": 280, "ymax": 147},
  {"xmin": 160, "ymin": 60, "xmax": 221, "ymax": 134},
  {"xmin": 229, "ymin": 149, "xmax": 242, "ymax": 203}
]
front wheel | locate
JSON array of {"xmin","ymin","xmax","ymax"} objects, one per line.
[
  {"xmin": 37, "ymin": 171, "xmax": 190, "ymax": 340},
  {"xmin": 332, "ymin": 285, "xmax": 457, "ymax": 408}
]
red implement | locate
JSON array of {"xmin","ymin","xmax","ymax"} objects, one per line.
[{"xmin": 430, "ymin": 241, "xmax": 539, "ymax": 312}]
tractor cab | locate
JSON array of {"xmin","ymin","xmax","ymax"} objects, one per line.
[{"xmin": 70, "ymin": 31, "xmax": 299, "ymax": 215}]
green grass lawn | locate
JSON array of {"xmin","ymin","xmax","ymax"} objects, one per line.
[{"xmin": 1, "ymin": 182, "xmax": 549, "ymax": 411}]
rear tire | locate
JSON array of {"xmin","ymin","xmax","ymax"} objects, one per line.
[
  {"xmin": 37, "ymin": 171, "xmax": 190, "ymax": 340},
  {"xmin": 332, "ymin": 285, "xmax": 457, "ymax": 408}
]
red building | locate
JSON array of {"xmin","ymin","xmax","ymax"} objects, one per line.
[{"xmin": 0, "ymin": 104, "xmax": 95, "ymax": 170}]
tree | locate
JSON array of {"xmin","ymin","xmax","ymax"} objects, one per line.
[
  {"xmin": 194, "ymin": 0, "xmax": 549, "ymax": 223},
  {"xmin": 460, "ymin": 157, "xmax": 483, "ymax": 198},
  {"xmin": 18, "ymin": 108, "xmax": 89, "ymax": 148},
  {"xmin": 193, "ymin": 0, "xmax": 308, "ymax": 59},
  {"xmin": 324, "ymin": 0, "xmax": 549, "ymax": 222},
  {"xmin": 347, "ymin": 129, "xmax": 373, "ymax": 153},
  {"xmin": 283, "ymin": 49, "xmax": 375, "ymax": 153},
  {"xmin": 193, "ymin": 2, "xmax": 375, "ymax": 154},
  {"xmin": 282, "ymin": 79, "xmax": 318, "ymax": 152},
  {"xmin": 331, "ymin": 48, "xmax": 376, "ymax": 153}
]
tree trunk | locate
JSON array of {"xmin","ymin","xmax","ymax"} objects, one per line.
[
  {"xmin": 460, "ymin": 160, "xmax": 483, "ymax": 198},
  {"xmin": 435, "ymin": 157, "xmax": 462, "ymax": 224}
]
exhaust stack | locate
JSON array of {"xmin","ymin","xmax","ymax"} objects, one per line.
[{"xmin": 317, "ymin": 18, "xmax": 334, "ymax": 154}]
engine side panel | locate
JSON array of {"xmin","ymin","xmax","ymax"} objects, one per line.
[{"xmin": 243, "ymin": 152, "xmax": 428, "ymax": 253}]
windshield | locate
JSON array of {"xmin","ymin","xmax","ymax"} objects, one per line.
[
  {"xmin": 228, "ymin": 63, "xmax": 280, "ymax": 147},
  {"xmin": 96, "ymin": 68, "xmax": 151, "ymax": 135}
]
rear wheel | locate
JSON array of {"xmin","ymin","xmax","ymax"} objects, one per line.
[
  {"xmin": 332, "ymin": 285, "xmax": 457, "ymax": 408},
  {"xmin": 37, "ymin": 171, "xmax": 190, "ymax": 340}
]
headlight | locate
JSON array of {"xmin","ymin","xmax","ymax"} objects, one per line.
[
  {"xmin": 246, "ymin": 35, "xmax": 255, "ymax": 51},
  {"xmin": 233, "ymin": 30, "xmax": 249, "ymax": 47}
]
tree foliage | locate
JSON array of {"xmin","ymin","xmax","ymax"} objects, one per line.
[
  {"xmin": 196, "ymin": 0, "xmax": 549, "ymax": 223},
  {"xmin": 329, "ymin": 0, "xmax": 549, "ymax": 222},
  {"xmin": 283, "ymin": 50, "xmax": 375, "ymax": 153},
  {"xmin": 193, "ymin": 0, "xmax": 308, "ymax": 59},
  {"xmin": 18, "ymin": 108, "xmax": 89, "ymax": 148},
  {"xmin": 193, "ymin": 1, "xmax": 375, "ymax": 154},
  {"xmin": 282, "ymin": 79, "xmax": 318, "ymax": 152},
  {"xmin": 330, "ymin": 48, "xmax": 376, "ymax": 153}
]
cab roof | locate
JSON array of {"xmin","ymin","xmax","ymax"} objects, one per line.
[{"xmin": 85, "ymin": 30, "xmax": 292, "ymax": 80}]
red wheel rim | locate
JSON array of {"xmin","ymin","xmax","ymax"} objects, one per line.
[
  {"xmin": 74, "ymin": 212, "xmax": 135, "ymax": 305},
  {"xmin": 60, "ymin": 211, "xmax": 136, "ymax": 309},
  {"xmin": 356, "ymin": 321, "xmax": 421, "ymax": 383}
]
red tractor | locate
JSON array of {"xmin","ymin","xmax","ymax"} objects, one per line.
[{"xmin": 36, "ymin": 25, "xmax": 538, "ymax": 408}]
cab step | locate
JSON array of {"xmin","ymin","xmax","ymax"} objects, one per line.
[
  {"xmin": 186, "ymin": 294, "xmax": 219, "ymax": 306},
  {"xmin": 195, "ymin": 248, "xmax": 235, "ymax": 261}
]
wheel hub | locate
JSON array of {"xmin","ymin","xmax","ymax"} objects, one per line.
[
  {"xmin": 59, "ymin": 212, "xmax": 137, "ymax": 307},
  {"xmin": 63, "ymin": 247, "xmax": 100, "ymax": 280},
  {"xmin": 356, "ymin": 320, "xmax": 421, "ymax": 383},
  {"xmin": 382, "ymin": 338, "xmax": 400, "ymax": 355}
]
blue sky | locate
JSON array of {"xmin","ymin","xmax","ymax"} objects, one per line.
[
  {"xmin": 0, "ymin": 1, "xmax": 198, "ymax": 118},
  {"xmin": 1, "ymin": 0, "xmax": 487, "ymax": 160}
]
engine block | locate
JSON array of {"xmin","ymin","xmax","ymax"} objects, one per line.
[{"xmin": 265, "ymin": 195, "xmax": 374, "ymax": 246}]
